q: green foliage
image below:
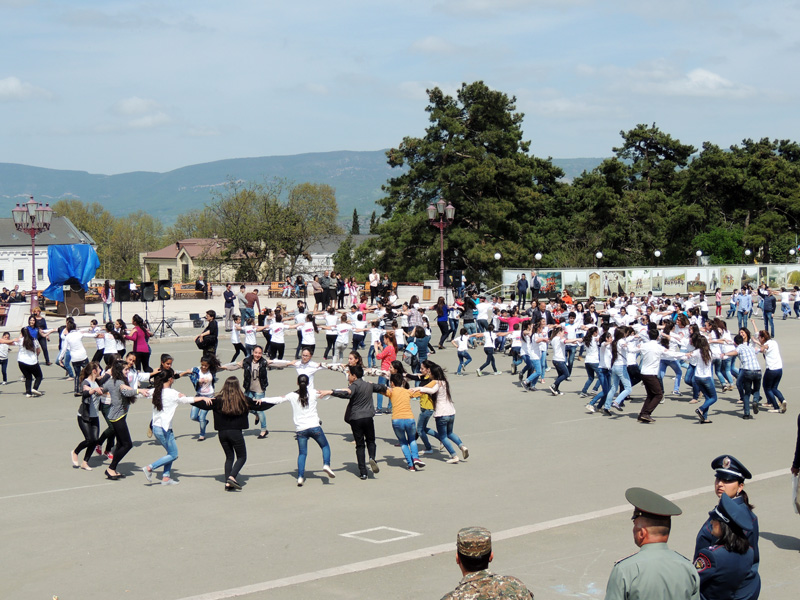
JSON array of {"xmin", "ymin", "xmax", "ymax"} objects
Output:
[
  {"xmin": 691, "ymin": 226, "xmax": 744, "ymax": 264},
  {"xmin": 350, "ymin": 208, "xmax": 360, "ymax": 235}
]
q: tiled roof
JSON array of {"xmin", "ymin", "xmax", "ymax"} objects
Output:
[{"xmin": 0, "ymin": 216, "xmax": 96, "ymax": 247}]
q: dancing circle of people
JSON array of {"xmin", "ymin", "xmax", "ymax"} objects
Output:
[{"xmin": 0, "ymin": 281, "xmax": 790, "ymax": 488}]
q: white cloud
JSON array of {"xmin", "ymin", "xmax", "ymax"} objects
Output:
[
  {"xmin": 638, "ymin": 68, "xmax": 755, "ymax": 98},
  {"xmin": 113, "ymin": 96, "xmax": 161, "ymax": 116},
  {"xmin": 579, "ymin": 61, "xmax": 756, "ymax": 99},
  {"xmin": 128, "ymin": 112, "xmax": 172, "ymax": 129},
  {"xmin": 0, "ymin": 76, "xmax": 53, "ymax": 101}
]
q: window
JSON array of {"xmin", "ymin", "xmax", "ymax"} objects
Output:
[
  {"xmin": 37, "ymin": 268, "xmax": 44, "ymax": 281},
  {"xmin": 0, "ymin": 270, "xmax": 4, "ymax": 282},
  {"xmin": 18, "ymin": 269, "xmax": 24, "ymax": 281},
  {"xmin": 167, "ymin": 268, "xmax": 173, "ymax": 282}
]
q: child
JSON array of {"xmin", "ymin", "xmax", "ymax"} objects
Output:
[
  {"xmin": 452, "ymin": 328, "xmax": 472, "ymax": 375},
  {"xmin": 230, "ymin": 315, "xmax": 246, "ymax": 361},
  {"xmin": 0, "ymin": 331, "xmax": 10, "ymax": 384}
]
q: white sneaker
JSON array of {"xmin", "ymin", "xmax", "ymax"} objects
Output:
[
  {"xmin": 446, "ymin": 456, "xmax": 460, "ymax": 464},
  {"xmin": 322, "ymin": 465, "xmax": 336, "ymax": 478},
  {"xmin": 418, "ymin": 450, "xmax": 426, "ymax": 457},
  {"xmin": 30, "ymin": 389, "xmax": 43, "ymax": 397},
  {"xmin": 493, "ymin": 371, "xmax": 502, "ymax": 375},
  {"xmin": 297, "ymin": 477, "xmax": 304, "ymax": 487},
  {"xmin": 585, "ymin": 403, "xmax": 596, "ymax": 413},
  {"xmin": 476, "ymin": 369, "xmax": 483, "ymax": 377},
  {"xmin": 460, "ymin": 446, "xmax": 469, "ymax": 460}
]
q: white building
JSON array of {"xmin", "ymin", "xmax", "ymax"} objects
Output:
[{"xmin": 0, "ymin": 216, "xmax": 96, "ymax": 293}]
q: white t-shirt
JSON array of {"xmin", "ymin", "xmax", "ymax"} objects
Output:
[
  {"xmin": 266, "ymin": 390, "xmax": 324, "ymax": 431},
  {"xmin": 300, "ymin": 322, "xmax": 317, "ymax": 346},
  {"xmin": 91, "ymin": 326, "xmax": 105, "ymax": 350},
  {"xmin": 335, "ymin": 323, "xmax": 353, "ymax": 345},
  {"xmin": 231, "ymin": 326, "xmax": 241, "ymax": 344},
  {"xmin": 584, "ymin": 337, "xmax": 599, "ymax": 364},
  {"xmin": 455, "ymin": 334, "xmax": 470, "ymax": 352},
  {"xmin": 551, "ymin": 336, "xmax": 565, "ymax": 362},
  {"xmin": 294, "ymin": 360, "xmax": 325, "ymax": 389},
  {"xmin": 16, "ymin": 339, "xmax": 40, "ymax": 365},
  {"xmin": 150, "ymin": 388, "xmax": 195, "ymax": 431},
  {"xmin": 269, "ymin": 322, "xmax": 286, "ymax": 345},
  {"xmin": 196, "ymin": 370, "xmax": 214, "ymax": 396},
  {"xmin": 763, "ymin": 339, "xmax": 782, "ymax": 370},
  {"xmin": 64, "ymin": 330, "xmax": 94, "ymax": 363},
  {"xmin": 103, "ymin": 333, "xmax": 118, "ymax": 355},
  {"xmin": 243, "ymin": 325, "xmax": 257, "ymax": 346}
]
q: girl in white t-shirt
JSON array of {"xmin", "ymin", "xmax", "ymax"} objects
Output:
[
  {"xmin": 265, "ymin": 374, "xmax": 336, "ymax": 486},
  {"xmin": 755, "ymin": 329, "xmax": 786, "ymax": 412},
  {"xmin": 452, "ymin": 329, "xmax": 472, "ymax": 375},
  {"xmin": 230, "ymin": 315, "xmax": 246, "ymax": 361}
]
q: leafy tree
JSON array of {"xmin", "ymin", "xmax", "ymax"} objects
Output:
[
  {"xmin": 206, "ymin": 179, "xmax": 294, "ymax": 282},
  {"xmin": 691, "ymin": 226, "xmax": 744, "ymax": 264},
  {"xmin": 369, "ymin": 81, "xmax": 563, "ymax": 282},
  {"xmin": 332, "ymin": 234, "xmax": 355, "ymax": 275},
  {"xmin": 164, "ymin": 208, "xmax": 220, "ymax": 242},
  {"xmin": 283, "ymin": 183, "xmax": 342, "ymax": 277},
  {"xmin": 369, "ymin": 211, "xmax": 379, "ymax": 233},
  {"xmin": 350, "ymin": 208, "xmax": 360, "ymax": 235}
]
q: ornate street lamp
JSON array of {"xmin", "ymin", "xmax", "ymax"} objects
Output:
[
  {"xmin": 12, "ymin": 196, "xmax": 53, "ymax": 311},
  {"xmin": 427, "ymin": 198, "xmax": 455, "ymax": 288}
]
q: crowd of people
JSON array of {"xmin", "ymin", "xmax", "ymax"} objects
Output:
[{"xmin": 3, "ymin": 269, "xmax": 799, "ymax": 599}]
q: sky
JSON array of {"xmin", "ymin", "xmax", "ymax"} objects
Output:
[{"xmin": 1, "ymin": 0, "xmax": 799, "ymax": 175}]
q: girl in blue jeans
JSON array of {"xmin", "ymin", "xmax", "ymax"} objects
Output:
[
  {"xmin": 267, "ymin": 374, "xmax": 336, "ymax": 486},
  {"xmin": 453, "ymin": 329, "xmax": 472, "ymax": 375},
  {"xmin": 142, "ymin": 369, "xmax": 196, "ymax": 485}
]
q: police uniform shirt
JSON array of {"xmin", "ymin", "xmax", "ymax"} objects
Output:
[
  {"xmin": 605, "ymin": 542, "xmax": 700, "ymax": 600},
  {"xmin": 441, "ymin": 569, "xmax": 534, "ymax": 600},
  {"xmin": 694, "ymin": 545, "xmax": 754, "ymax": 600}
]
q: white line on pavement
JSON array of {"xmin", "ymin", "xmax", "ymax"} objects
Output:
[{"xmin": 174, "ymin": 468, "xmax": 789, "ymax": 600}]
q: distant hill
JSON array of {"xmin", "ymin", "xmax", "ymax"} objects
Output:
[{"xmin": 0, "ymin": 151, "xmax": 604, "ymax": 224}]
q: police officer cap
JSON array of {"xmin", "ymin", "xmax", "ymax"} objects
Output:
[
  {"xmin": 456, "ymin": 526, "xmax": 492, "ymax": 557},
  {"xmin": 709, "ymin": 493, "xmax": 753, "ymax": 535},
  {"xmin": 625, "ymin": 487, "xmax": 683, "ymax": 518},
  {"xmin": 711, "ymin": 455, "xmax": 751, "ymax": 482}
]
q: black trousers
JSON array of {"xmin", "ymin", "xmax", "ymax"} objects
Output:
[
  {"xmin": 231, "ymin": 343, "xmax": 246, "ymax": 362},
  {"xmin": 349, "ymin": 417, "xmax": 376, "ymax": 476},
  {"xmin": 639, "ymin": 375, "xmax": 664, "ymax": 418},
  {"xmin": 133, "ymin": 351, "xmax": 151, "ymax": 373},
  {"xmin": 109, "ymin": 416, "xmax": 132, "ymax": 471},
  {"xmin": 75, "ymin": 416, "xmax": 100, "ymax": 462},
  {"xmin": 18, "ymin": 362, "xmax": 43, "ymax": 394},
  {"xmin": 98, "ymin": 404, "xmax": 116, "ymax": 453},
  {"xmin": 37, "ymin": 334, "xmax": 50, "ymax": 363},
  {"xmin": 269, "ymin": 343, "xmax": 285, "ymax": 360},
  {"xmin": 324, "ymin": 334, "xmax": 337, "ymax": 359},
  {"xmin": 218, "ymin": 429, "xmax": 247, "ymax": 480}
]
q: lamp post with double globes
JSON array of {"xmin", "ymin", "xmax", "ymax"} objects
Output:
[
  {"xmin": 427, "ymin": 198, "xmax": 455, "ymax": 289},
  {"xmin": 11, "ymin": 196, "xmax": 53, "ymax": 312}
]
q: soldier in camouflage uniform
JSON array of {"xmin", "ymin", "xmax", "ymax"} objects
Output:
[{"xmin": 441, "ymin": 526, "xmax": 534, "ymax": 600}]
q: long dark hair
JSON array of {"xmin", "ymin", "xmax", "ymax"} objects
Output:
[
  {"xmin": 200, "ymin": 353, "xmax": 222, "ymax": 374},
  {"xmin": 111, "ymin": 359, "xmax": 127, "ymax": 382},
  {"xmin": 610, "ymin": 328, "xmax": 625, "ymax": 364},
  {"xmin": 132, "ymin": 314, "xmax": 146, "ymax": 330},
  {"xmin": 106, "ymin": 321, "xmax": 124, "ymax": 343},
  {"xmin": 695, "ymin": 336, "xmax": 712, "ymax": 364},
  {"xmin": 306, "ymin": 313, "xmax": 319, "ymax": 333},
  {"xmin": 218, "ymin": 376, "xmax": 248, "ymax": 415},
  {"xmin": 20, "ymin": 327, "xmax": 36, "ymax": 352},
  {"xmin": 714, "ymin": 519, "xmax": 751, "ymax": 554},
  {"xmin": 583, "ymin": 326, "xmax": 598, "ymax": 348},
  {"xmin": 104, "ymin": 280, "xmax": 110, "ymax": 297},
  {"xmin": 151, "ymin": 369, "xmax": 175, "ymax": 412},
  {"xmin": 80, "ymin": 361, "xmax": 99, "ymax": 381},
  {"xmin": 296, "ymin": 374, "xmax": 310, "ymax": 408},
  {"xmin": 422, "ymin": 360, "xmax": 450, "ymax": 409}
]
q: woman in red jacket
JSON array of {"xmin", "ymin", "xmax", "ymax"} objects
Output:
[{"xmin": 125, "ymin": 314, "xmax": 153, "ymax": 372}]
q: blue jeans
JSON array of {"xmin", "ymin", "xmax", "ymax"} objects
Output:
[
  {"xmin": 102, "ymin": 303, "xmax": 113, "ymax": 323},
  {"xmin": 435, "ymin": 415, "xmax": 463, "ymax": 457},
  {"xmin": 464, "ymin": 322, "xmax": 478, "ymax": 347},
  {"xmin": 246, "ymin": 391, "xmax": 267, "ymax": 431},
  {"xmin": 416, "ymin": 408, "xmax": 439, "ymax": 451},
  {"xmin": 376, "ymin": 375, "xmax": 390, "ymax": 410},
  {"xmin": 477, "ymin": 319, "xmax": 490, "ymax": 333},
  {"xmin": 782, "ymin": 302, "xmax": 791, "ymax": 319},
  {"xmin": 479, "ymin": 348, "xmax": 497, "ymax": 372},
  {"xmin": 605, "ymin": 364, "xmax": 631, "ymax": 408},
  {"xmin": 762, "ymin": 369, "xmax": 785, "ymax": 409},
  {"xmin": 739, "ymin": 370, "xmax": 761, "ymax": 416},
  {"xmin": 581, "ymin": 363, "xmax": 599, "ymax": 394},
  {"xmin": 737, "ymin": 310, "xmax": 748, "ymax": 330},
  {"xmin": 457, "ymin": 350, "xmax": 472, "ymax": 374},
  {"xmin": 150, "ymin": 426, "xmax": 178, "ymax": 478},
  {"xmin": 449, "ymin": 319, "xmax": 459, "ymax": 340},
  {"xmin": 553, "ymin": 361, "xmax": 569, "ymax": 391},
  {"xmin": 392, "ymin": 418, "xmax": 420, "ymax": 468},
  {"xmin": 763, "ymin": 311, "xmax": 775, "ymax": 337},
  {"xmin": 367, "ymin": 345, "xmax": 376, "ymax": 368},
  {"xmin": 565, "ymin": 345, "xmax": 577, "ymax": 375},
  {"xmin": 720, "ymin": 358, "xmax": 734, "ymax": 386},
  {"xmin": 684, "ymin": 364, "xmax": 698, "ymax": 399},
  {"xmin": 590, "ymin": 367, "xmax": 611, "ymax": 406},
  {"xmin": 524, "ymin": 356, "xmax": 543, "ymax": 388},
  {"xmin": 295, "ymin": 426, "xmax": 331, "ymax": 478},
  {"xmin": 190, "ymin": 405, "xmax": 209, "ymax": 437},
  {"xmin": 696, "ymin": 377, "xmax": 718, "ymax": 418},
  {"xmin": 658, "ymin": 359, "xmax": 683, "ymax": 393}
]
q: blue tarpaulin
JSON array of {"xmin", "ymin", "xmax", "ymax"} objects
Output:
[{"xmin": 43, "ymin": 245, "xmax": 101, "ymax": 302}]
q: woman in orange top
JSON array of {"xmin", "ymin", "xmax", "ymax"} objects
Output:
[
  {"xmin": 374, "ymin": 330, "xmax": 397, "ymax": 414},
  {"xmin": 384, "ymin": 371, "xmax": 425, "ymax": 471}
]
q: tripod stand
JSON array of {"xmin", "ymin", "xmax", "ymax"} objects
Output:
[{"xmin": 153, "ymin": 299, "xmax": 178, "ymax": 337}]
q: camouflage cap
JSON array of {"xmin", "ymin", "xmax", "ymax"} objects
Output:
[
  {"xmin": 456, "ymin": 526, "xmax": 492, "ymax": 557},
  {"xmin": 625, "ymin": 487, "xmax": 682, "ymax": 518}
]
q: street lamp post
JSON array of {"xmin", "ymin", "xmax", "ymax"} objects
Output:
[
  {"xmin": 11, "ymin": 196, "xmax": 53, "ymax": 312},
  {"xmin": 427, "ymin": 198, "xmax": 455, "ymax": 288}
]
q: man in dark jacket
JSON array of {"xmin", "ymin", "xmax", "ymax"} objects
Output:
[
  {"xmin": 761, "ymin": 287, "xmax": 776, "ymax": 337},
  {"xmin": 516, "ymin": 275, "xmax": 529, "ymax": 311},
  {"xmin": 330, "ymin": 365, "xmax": 388, "ymax": 480},
  {"xmin": 240, "ymin": 345, "xmax": 274, "ymax": 438}
]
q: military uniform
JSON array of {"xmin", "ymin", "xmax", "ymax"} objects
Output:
[
  {"xmin": 441, "ymin": 570, "xmax": 534, "ymax": 600},
  {"xmin": 604, "ymin": 488, "xmax": 700, "ymax": 600},
  {"xmin": 694, "ymin": 455, "xmax": 760, "ymax": 600},
  {"xmin": 442, "ymin": 527, "xmax": 535, "ymax": 600},
  {"xmin": 694, "ymin": 493, "xmax": 755, "ymax": 600},
  {"xmin": 605, "ymin": 543, "xmax": 700, "ymax": 600}
]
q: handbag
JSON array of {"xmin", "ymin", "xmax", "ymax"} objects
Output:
[{"xmin": 78, "ymin": 398, "xmax": 92, "ymax": 422}]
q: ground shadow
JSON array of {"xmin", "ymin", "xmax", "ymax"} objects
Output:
[{"xmin": 760, "ymin": 531, "xmax": 800, "ymax": 552}]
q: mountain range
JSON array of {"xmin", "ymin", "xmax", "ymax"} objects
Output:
[{"xmin": 0, "ymin": 151, "xmax": 604, "ymax": 224}]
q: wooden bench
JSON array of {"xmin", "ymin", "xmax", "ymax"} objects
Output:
[
  {"xmin": 173, "ymin": 283, "xmax": 204, "ymax": 299},
  {"xmin": 268, "ymin": 281, "xmax": 283, "ymax": 298}
]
